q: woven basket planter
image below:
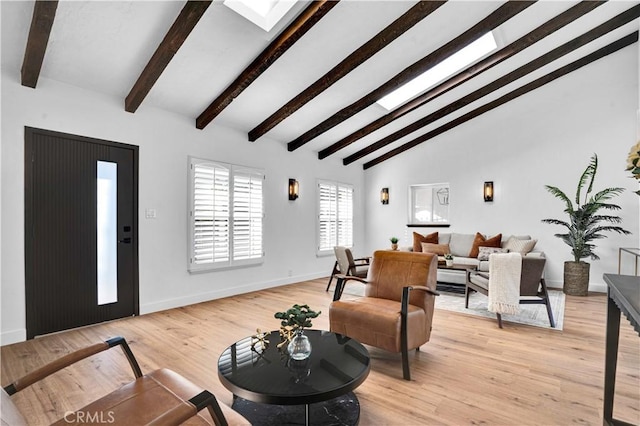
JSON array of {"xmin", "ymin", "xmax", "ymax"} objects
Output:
[{"xmin": 563, "ymin": 261, "xmax": 590, "ymax": 296}]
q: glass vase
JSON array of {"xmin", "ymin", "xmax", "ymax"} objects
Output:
[{"xmin": 287, "ymin": 329, "xmax": 312, "ymax": 360}]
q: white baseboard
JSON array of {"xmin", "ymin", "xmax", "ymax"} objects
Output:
[
  {"xmin": 1, "ymin": 272, "xmax": 329, "ymax": 346},
  {"xmin": 140, "ymin": 271, "xmax": 328, "ymax": 315},
  {"xmin": 545, "ymin": 279, "xmax": 606, "ymax": 293},
  {"xmin": 1, "ymin": 328, "xmax": 26, "ymax": 346}
]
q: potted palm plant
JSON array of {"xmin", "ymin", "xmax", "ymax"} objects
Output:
[{"xmin": 542, "ymin": 154, "xmax": 630, "ymax": 296}]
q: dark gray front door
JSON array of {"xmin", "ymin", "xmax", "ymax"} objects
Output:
[{"xmin": 25, "ymin": 127, "xmax": 138, "ymax": 339}]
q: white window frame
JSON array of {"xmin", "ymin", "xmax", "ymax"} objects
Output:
[
  {"xmin": 188, "ymin": 157, "xmax": 264, "ymax": 272},
  {"xmin": 317, "ymin": 180, "xmax": 354, "ymax": 256}
]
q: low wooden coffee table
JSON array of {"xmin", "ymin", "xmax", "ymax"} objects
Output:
[
  {"xmin": 437, "ymin": 262, "xmax": 477, "ymax": 293},
  {"xmin": 218, "ymin": 329, "xmax": 370, "ymax": 426}
]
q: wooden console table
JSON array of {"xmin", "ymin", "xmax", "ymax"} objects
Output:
[{"xmin": 602, "ymin": 274, "xmax": 639, "ymax": 426}]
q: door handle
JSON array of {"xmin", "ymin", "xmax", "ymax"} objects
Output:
[{"xmin": 119, "ymin": 237, "xmax": 132, "ymax": 244}]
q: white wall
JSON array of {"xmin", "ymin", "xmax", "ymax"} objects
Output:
[
  {"xmin": 0, "ymin": 72, "xmax": 365, "ymax": 345},
  {"xmin": 364, "ymin": 42, "xmax": 639, "ymax": 292}
]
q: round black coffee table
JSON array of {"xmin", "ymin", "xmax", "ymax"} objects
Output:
[{"xmin": 218, "ymin": 329, "xmax": 370, "ymax": 425}]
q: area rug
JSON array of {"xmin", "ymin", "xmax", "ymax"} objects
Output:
[
  {"xmin": 435, "ymin": 288, "xmax": 565, "ymax": 330},
  {"xmin": 341, "ymin": 285, "xmax": 565, "ymax": 330}
]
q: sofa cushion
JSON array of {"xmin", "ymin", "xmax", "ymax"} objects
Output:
[
  {"xmin": 449, "ymin": 233, "xmax": 477, "ymax": 257},
  {"xmin": 503, "ymin": 237, "xmax": 537, "ymax": 254},
  {"xmin": 413, "ymin": 232, "xmax": 438, "ymax": 252},
  {"xmin": 501, "ymin": 235, "xmax": 532, "ymax": 247},
  {"xmin": 477, "ymin": 246, "xmax": 508, "ymax": 261},
  {"xmin": 438, "ymin": 233, "xmax": 451, "ymax": 244},
  {"xmin": 469, "ymin": 233, "xmax": 502, "ymax": 258},
  {"xmin": 421, "ymin": 242, "xmax": 450, "ymax": 255}
]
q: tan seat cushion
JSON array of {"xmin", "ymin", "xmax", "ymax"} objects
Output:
[
  {"xmin": 53, "ymin": 369, "xmax": 249, "ymax": 426},
  {"xmin": 330, "ymin": 297, "xmax": 428, "ymax": 353}
]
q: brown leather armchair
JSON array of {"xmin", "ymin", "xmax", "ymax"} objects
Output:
[
  {"xmin": 465, "ymin": 257, "xmax": 555, "ymax": 328},
  {"xmin": 1, "ymin": 336, "xmax": 249, "ymax": 425},
  {"xmin": 329, "ymin": 250, "xmax": 439, "ymax": 380},
  {"xmin": 326, "ymin": 246, "xmax": 370, "ymax": 291}
]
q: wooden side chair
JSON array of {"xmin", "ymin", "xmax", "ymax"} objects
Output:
[
  {"xmin": 1, "ymin": 336, "xmax": 250, "ymax": 425},
  {"xmin": 326, "ymin": 246, "xmax": 370, "ymax": 291},
  {"xmin": 465, "ymin": 257, "xmax": 555, "ymax": 328},
  {"xmin": 329, "ymin": 250, "xmax": 439, "ymax": 380}
]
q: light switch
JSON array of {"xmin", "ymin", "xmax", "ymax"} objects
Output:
[{"xmin": 145, "ymin": 208, "xmax": 157, "ymax": 219}]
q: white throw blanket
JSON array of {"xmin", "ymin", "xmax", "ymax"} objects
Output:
[{"xmin": 488, "ymin": 253, "xmax": 522, "ymax": 315}]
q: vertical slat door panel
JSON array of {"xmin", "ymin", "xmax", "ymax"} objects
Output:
[{"xmin": 25, "ymin": 128, "xmax": 138, "ymax": 339}]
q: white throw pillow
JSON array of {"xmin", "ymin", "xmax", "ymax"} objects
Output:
[
  {"xmin": 477, "ymin": 246, "xmax": 508, "ymax": 261},
  {"xmin": 503, "ymin": 237, "xmax": 537, "ymax": 254}
]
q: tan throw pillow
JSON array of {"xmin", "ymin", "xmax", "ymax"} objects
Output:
[
  {"xmin": 477, "ymin": 246, "xmax": 508, "ymax": 261},
  {"xmin": 413, "ymin": 232, "xmax": 438, "ymax": 252},
  {"xmin": 421, "ymin": 243, "xmax": 450, "ymax": 256},
  {"xmin": 469, "ymin": 233, "xmax": 502, "ymax": 258},
  {"xmin": 503, "ymin": 237, "xmax": 537, "ymax": 254}
]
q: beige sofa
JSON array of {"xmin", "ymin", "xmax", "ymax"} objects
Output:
[{"xmin": 409, "ymin": 232, "xmax": 543, "ymax": 285}]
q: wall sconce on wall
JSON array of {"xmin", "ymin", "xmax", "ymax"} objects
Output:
[
  {"xmin": 380, "ymin": 187, "xmax": 389, "ymax": 205},
  {"xmin": 288, "ymin": 179, "xmax": 299, "ymax": 201},
  {"xmin": 483, "ymin": 181, "xmax": 494, "ymax": 202}
]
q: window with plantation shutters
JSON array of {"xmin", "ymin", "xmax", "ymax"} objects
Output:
[
  {"xmin": 189, "ymin": 158, "xmax": 264, "ymax": 272},
  {"xmin": 317, "ymin": 180, "xmax": 353, "ymax": 255}
]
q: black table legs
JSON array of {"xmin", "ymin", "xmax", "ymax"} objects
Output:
[{"xmin": 603, "ymin": 292, "xmax": 621, "ymax": 425}]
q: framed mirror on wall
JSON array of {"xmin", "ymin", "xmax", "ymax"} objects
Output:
[{"xmin": 408, "ymin": 183, "xmax": 450, "ymax": 227}]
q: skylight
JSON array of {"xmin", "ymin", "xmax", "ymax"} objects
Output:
[
  {"xmin": 224, "ymin": 0, "xmax": 298, "ymax": 32},
  {"xmin": 377, "ymin": 32, "xmax": 498, "ymax": 111}
]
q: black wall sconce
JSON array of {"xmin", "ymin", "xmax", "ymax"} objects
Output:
[
  {"xmin": 483, "ymin": 181, "xmax": 494, "ymax": 202},
  {"xmin": 288, "ymin": 179, "xmax": 299, "ymax": 201},
  {"xmin": 380, "ymin": 187, "xmax": 389, "ymax": 205}
]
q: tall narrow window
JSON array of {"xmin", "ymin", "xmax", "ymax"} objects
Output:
[
  {"xmin": 317, "ymin": 180, "xmax": 353, "ymax": 255},
  {"xmin": 189, "ymin": 158, "xmax": 264, "ymax": 272},
  {"xmin": 97, "ymin": 161, "xmax": 118, "ymax": 305}
]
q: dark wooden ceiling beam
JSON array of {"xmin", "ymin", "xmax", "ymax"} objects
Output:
[
  {"xmin": 286, "ymin": 0, "xmax": 535, "ymax": 152},
  {"xmin": 321, "ymin": 0, "xmax": 604, "ymax": 160},
  {"xmin": 247, "ymin": 0, "xmax": 447, "ymax": 142},
  {"xmin": 125, "ymin": 1, "xmax": 212, "ymax": 113},
  {"xmin": 363, "ymin": 32, "xmax": 638, "ymax": 170},
  {"xmin": 346, "ymin": 3, "xmax": 640, "ymax": 165},
  {"xmin": 21, "ymin": 0, "xmax": 58, "ymax": 88},
  {"xmin": 196, "ymin": 0, "xmax": 339, "ymax": 130}
]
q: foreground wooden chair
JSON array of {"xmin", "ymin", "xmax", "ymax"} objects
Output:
[
  {"xmin": 330, "ymin": 250, "xmax": 439, "ymax": 380},
  {"xmin": 1, "ymin": 336, "xmax": 249, "ymax": 425}
]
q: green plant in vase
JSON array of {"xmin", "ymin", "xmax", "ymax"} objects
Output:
[
  {"xmin": 275, "ymin": 304, "xmax": 321, "ymax": 360},
  {"xmin": 274, "ymin": 304, "xmax": 321, "ymax": 330},
  {"xmin": 444, "ymin": 253, "xmax": 454, "ymax": 266},
  {"xmin": 542, "ymin": 154, "xmax": 630, "ymax": 295},
  {"xmin": 390, "ymin": 237, "xmax": 399, "ymax": 250}
]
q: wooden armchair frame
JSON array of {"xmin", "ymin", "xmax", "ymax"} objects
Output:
[
  {"xmin": 465, "ymin": 257, "xmax": 555, "ymax": 328},
  {"xmin": 2, "ymin": 336, "xmax": 240, "ymax": 425},
  {"xmin": 326, "ymin": 246, "xmax": 370, "ymax": 291}
]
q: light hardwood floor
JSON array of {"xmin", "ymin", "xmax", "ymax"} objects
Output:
[{"xmin": 2, "ymin": 278, "xmax": 639, "ymax": 425}]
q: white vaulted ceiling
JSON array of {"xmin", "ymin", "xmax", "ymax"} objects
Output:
[{"xmin": 2, "ymin": 1, "xmax": 638, "ymax": 168}]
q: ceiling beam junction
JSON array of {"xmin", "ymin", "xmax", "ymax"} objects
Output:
[
  {"xmin": 320, "ymin": 0, "xmax": 605, "ymax": 161},
  {"xmin": 247, "ymin": 0, "xmax": 447, "ymax": 142},
  {"xmin": 286, "ymin": 0, "xmax": 536, "ymax": 152},
  {"xmin": 125, "ymin": 1, "xmax": 212, "ymax": 113},
  {"xmin": 196, "ymin": 0, "xmax": 339, "ymax": 130},
  {"xmin": 363, "ymin": 32, "xmax": 639, "ymax": 170},
  {"xmin": 347, "ymin": 3, "xmax": 640, "ymax": 165},
  {"xmin": 21, "ymin": 0, "xmax": 58, "ymax": 89}
]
